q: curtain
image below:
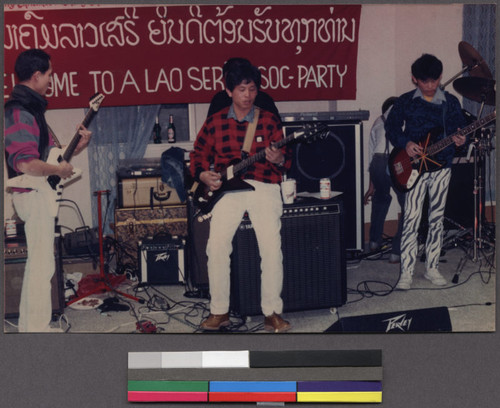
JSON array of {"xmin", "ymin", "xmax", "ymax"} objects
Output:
[
  {"xmin": 462, "ymin": 4, "xmax": 495, "ymax": 115},
  {"xmin": 462, "ymin": 4, "xmax": 496, "ymax": 203},
  {"xmin": 87, "ymin": 105, "xmax": 161, "ymax": 234}
]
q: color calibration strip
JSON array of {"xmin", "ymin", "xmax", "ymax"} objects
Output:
[{"xmin": 128, "ymin": 350, "xmax": 382, "ymax": 404}]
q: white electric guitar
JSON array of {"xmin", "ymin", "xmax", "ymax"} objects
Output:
[{"xmin": 6, "ymin": 93, "xmax": 104, "ymax": 214}]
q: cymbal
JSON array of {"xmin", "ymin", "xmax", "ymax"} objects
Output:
[
  {"xmin": 458, "ymin": 41, "xmax": 493, "ymax": 79},
  {"xmin": 453, "ymin": 76, "xmax": 496, "ymax": 106}
]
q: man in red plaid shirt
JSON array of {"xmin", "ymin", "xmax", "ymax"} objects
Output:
[{"xmin": 190, "ymin": 61, "xmax": 292, "ymax": 332}]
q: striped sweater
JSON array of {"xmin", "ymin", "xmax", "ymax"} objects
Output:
[{"xmin": 4, "ymin": 85, "xmax": 54, "ymax": 176}]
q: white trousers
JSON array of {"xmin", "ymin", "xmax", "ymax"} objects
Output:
[
  {"xmin": 206, "ymin": 179, "xmax": 284, "ymax": 316},
  {"xmin": 400, "ymin": 168, "xmax": 451, "ymax": 275},
  {"xmin": 12, "ymin": 191, "xmax": 56, "ymax": 332}
]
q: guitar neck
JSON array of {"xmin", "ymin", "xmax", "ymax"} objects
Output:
[
  {"xmin": 62, "ymin": 108, "xmax": 98, "ymax": 162},
  {"xmin": 427, "ymin": 111, "xmax": 496, "ymax": 156},
  {"xmin": 232, "ymin": 129, "xmax": 304, "ymax": 174}
]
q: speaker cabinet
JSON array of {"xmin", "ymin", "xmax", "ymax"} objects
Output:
[
  {"xmin": 138, "ymin": 238, "xmax": 185, "ymax": 285},
  {"xmin": 283, "ymin": 120, "xmax": 364, "ymax": 251},
  {"xmin": 186, "ymin": 197, "xmax": 210, "ymax": 289},
  {"xmin": 230, "ymin": 197, "xmax": 347, "ymax": 317},
  {"xmin": 444, "ymin": 160, "xmax": 476, "ymax": 229},
  {"xmin": 4, "ymin": 256, "xmax": 65, "ymax": 319},
  {"xmin": 419, "ymin": 159, "xmax": 477, "ymax": 237},
  {"xmin": 326, "ymin": 306, "xmax": 452, "ymax": 333}
]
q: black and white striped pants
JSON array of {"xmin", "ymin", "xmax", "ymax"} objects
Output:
[{"xmin": 400, "ymin": 168, "xmax": 451, "ymax": 275}]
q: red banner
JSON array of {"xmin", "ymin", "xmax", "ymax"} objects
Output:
[{"xmin": 4, "ymin": 4, "xmax": 361, "ymax": 109}]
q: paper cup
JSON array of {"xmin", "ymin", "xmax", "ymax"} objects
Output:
[{"xmin": 281, "ymin": 180, "xmax": 295, "ymax": 204}]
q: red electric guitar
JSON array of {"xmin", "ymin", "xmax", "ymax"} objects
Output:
[{"xmin": 389, "ymin": 110, "xmax": 496, "ymax": 192}]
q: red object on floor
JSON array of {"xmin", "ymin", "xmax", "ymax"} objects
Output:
[{"xmin": 66, "ymin": 190, "xmax": 142, "ymax": 306}]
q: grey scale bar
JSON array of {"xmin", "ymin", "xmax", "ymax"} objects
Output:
[{"xmin": 249, "ymin": 350, "xmax": 382, "ymax": 368}]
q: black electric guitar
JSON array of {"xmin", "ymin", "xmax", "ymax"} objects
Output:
[
  {"xmin": 193, "ymin": 123, "xmax": 329, "ymax": 214},
  {"xmin": 7, "ymin": 93, "xmax": 104, "ymax": 214},
  {"xmin": 389, "ymin": 110, "xmax": 496, "ymax": 192}
]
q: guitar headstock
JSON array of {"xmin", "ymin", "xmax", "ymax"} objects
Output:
[
  {"xmin": 299, "ymin": 122, "xmax": 330, "ymax": 143},
  {"xmin": 89, "ymin": 93, "xmax": 105, "ymax": 111}
]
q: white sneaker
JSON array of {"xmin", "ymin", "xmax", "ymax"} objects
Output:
[
  {"xmin": 396, "ymin": 272, "xmax": 412, "ymax": 290},
  {"xmin": 44, "ymin": 327, "xmax": 66, "ymax": 333},
  {"xmin": 424, "ymin": 269, "xmax": 446, "ymax": 286},
  {"xmin": 389, "ymin": 254, "xmax": 401, "ymax": 264}
]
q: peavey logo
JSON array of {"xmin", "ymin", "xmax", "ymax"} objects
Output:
[
  {"xmin": 155, "ymin": 252, "xmax": 170, "ymax": 262},
  {"xmin": 382, "ymin": 313, "xmax": 412, "ymax": 332}
]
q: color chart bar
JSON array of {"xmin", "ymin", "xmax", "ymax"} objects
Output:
[{"xmin": 127, "ymin": 350, "xmax": 383, "ymax": 404}]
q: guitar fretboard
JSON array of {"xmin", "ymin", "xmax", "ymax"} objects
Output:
[
  {"xmin": 232, "ymin": 130, "xmax": 303, "ymax": 174},
  {"xmin": 427, "ymin": 111, "xmax": 496, "ymax": 156},
  {"xmin": 62, "ymin": 108, "xmax": 98, "ymax": 162}
]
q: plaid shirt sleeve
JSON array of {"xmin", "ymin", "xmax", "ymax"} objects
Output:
[{"xmin": 190, "ymin": 107, "xmax": 290, "ymax": 184}]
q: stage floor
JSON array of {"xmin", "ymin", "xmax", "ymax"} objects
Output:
[{"xmin": 4, "ymin": 236, "xmax": 496, "ymax": 334}]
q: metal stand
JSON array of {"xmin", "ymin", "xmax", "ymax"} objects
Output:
[
  {"xmin": 66, "ymin": 190, "xmax": 143, "ymax": 306},
  {"xmin": 452, "ymin": 113, "xmax": 495, "ymax": 283}
]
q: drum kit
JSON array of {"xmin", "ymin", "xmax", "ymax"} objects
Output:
[
  {"xmin": 451, "ymin": 41, "xmax": 495, "ymax": 109},
  {"xmin": 441, "ymin": 42, "xmax": 496, "ymax": 275}
]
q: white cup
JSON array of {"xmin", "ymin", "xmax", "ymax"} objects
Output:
[{"xmin": 281, "ymin": 180, "xmax": 295, "ymax": 204}]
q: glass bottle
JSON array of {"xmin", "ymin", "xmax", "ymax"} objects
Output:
[
  {"xmin": 152, "ymin": 116, "xmax": 162, "ymax": 144},
  {"xmin": 167, "ymin": 114, "xmax": 176, "ymax": 143}
]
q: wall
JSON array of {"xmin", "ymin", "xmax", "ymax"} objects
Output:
[
  {"xmin": 338, "ymin": 3, "xmax": 465, "ymax": 227},
  {"xmin": 3, "ymin": 4, "xmax": 467, "ymax": 235}
]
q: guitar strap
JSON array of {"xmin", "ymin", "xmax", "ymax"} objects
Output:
[
  {"xmin": 242, "ymin": 107, "xmax": 260, "ymax": 156},
  {"xmin": 47, "ymin": 124, "xmax": 62, "ymax": 149},
  {"xmin": 441, "ymin": 97, "xmax": 448, "ymax": 137}
]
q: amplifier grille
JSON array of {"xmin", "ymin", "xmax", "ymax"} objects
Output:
[
  {"xmin": 139, "ymin": 238, "xmax": 185, "ymax": 285},
  {"xmin": 230, "ymin": 198, "xmax": 346, "ymax": 317}
]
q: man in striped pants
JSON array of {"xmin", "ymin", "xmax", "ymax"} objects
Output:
[{"xmin": 385, "ymin": 54, "xmax": 468, "ymax": 290}]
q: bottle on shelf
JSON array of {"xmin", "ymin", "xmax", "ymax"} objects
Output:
[
  {"xmin": 152, "ymin": 116, "xmax": 162, "ymax": 144},
  {"xmin": 167, "ymin": 114, "xmax": 176, "ymax": 143}
]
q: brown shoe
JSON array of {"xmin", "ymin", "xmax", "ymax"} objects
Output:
[
  {"xmin": 264, "ymin": 313, "xmax": 291, "ymax": 333},
  {"xmin": 200, "ymin": 313, "xmax": 230, "ymax": 331}
]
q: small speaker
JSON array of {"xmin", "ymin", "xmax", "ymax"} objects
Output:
[
  {"xmin": 4, "ymin": 253, "xmax": 65, "ymax": 319},
  {"xmin": 63, "ymin": 227, "xmax": 100, "ymax": 256},
  {"xmin": 138, "ymin": 238, "xmax": 185, "ymax": 285},
  {"xmin": 326, "ymin": 306, "xmax": 452, "ymax": 333},
  {"xmin": 230, "ymin": 196, "xmax": 347, "ymax": 317}
]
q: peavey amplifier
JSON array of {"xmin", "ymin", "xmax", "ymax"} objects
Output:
[
  {"xmin": 138, "ymin": 237, "xmax": 186, "ymax": 285},
  {"xmin": 230, "ymin": 196, "xmax": 346, "ymax": 316},
  {"xmin": 118, "ymin": 176, "xmax": 183, "ymax": 208},
  {"xmin": 114, "ymin": 205, "xmax": 188, "ymax": 270}
]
